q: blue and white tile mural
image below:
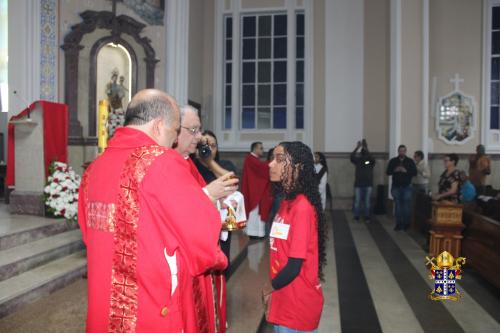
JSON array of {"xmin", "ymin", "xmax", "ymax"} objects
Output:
[
  {"xmin": 123, "ymin": 0, "xmax": 164, "ymax": 26},
  {"xmin": 40, "ymin": 0, "xmax": 57, "ymax": 102}
]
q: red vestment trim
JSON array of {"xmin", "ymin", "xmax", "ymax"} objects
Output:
[
  {"xmin": 108, "ymin": 145, "xmax": 165, "ymax": 332},
  {"xmin": 192, "ymin": 276, "xmax": 211, "ymax": 333},
  {"xmin": 86, "ymin": 202, "xmax": 116, "ymax": 232}
]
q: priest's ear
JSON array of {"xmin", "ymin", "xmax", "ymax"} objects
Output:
[
  {"xmin": 149, "ymin": 117, "xmax": 166, "ymax": 143},
  {"xmin": 152, "ymin": 117, "xmax": 164, "ymax": 135}
]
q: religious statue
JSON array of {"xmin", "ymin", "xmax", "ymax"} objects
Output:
[{"xmin": 105, "ymin": 69, "xmax": 127, "ymax": 137}]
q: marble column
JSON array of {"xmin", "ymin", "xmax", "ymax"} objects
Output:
[{"xmin": 164, "ymin": 0, "xmax": 190, "ymax": 105}]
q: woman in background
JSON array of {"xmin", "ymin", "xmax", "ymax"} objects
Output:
[
  {"xmin": 193, "ymin": 130, "xmax": 237, "ymax": 275},
  {"xmin": 314, "ymin": 152, "xmax": 328, "ymax": 210},
  {"xmin": 433, "ymin": 153, "xmax": 461, "ymax": 204},
  {"xmin": 194, "ymin": 130, "xmax": 237, "ymax": 182}
]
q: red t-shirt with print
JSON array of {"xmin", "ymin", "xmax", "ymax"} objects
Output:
[{"xmin": 268, "ymin": 194, "xmax": 324, "ymax": 331}]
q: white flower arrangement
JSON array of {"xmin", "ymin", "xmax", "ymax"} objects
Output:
[
  {"xmin": 108, "ymin": 108, "xmax": 125, "ymax": 138},
  {"xmin": 44, "ymin": 161, "xmax": 81, "ymax": 222}
]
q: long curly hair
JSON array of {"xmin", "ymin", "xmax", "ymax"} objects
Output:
[{"xmin": 275, "ymin": 141, "xmax": 327, "ymax": 280}]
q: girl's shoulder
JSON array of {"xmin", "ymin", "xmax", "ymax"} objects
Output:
[{"xmin": 291, "ymin": 194, "xmax": 315, "ymax": 211}]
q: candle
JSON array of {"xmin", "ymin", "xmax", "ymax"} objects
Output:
[{"xmin": 98, "ymin": 100, "xmax": 109, "ymax": 152}]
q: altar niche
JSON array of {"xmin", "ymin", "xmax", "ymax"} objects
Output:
[
  {"xmin": 61, "ymin": 10, "xmax": 159, "ymax": 144},
  {"xmin": 95, "ymin": 41, "xmax": 135, "ymax": 138}
]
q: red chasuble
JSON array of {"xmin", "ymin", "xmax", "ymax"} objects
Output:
[
  {"xmin": 241, "ymin": 153, "xmax": 272, "ymax": 221},
  {"xmin": 78, "ymin": 127, "xmax": 227, "ymax": 333}
]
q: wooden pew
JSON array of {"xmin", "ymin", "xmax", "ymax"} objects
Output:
[{"xmin": 462, "ymin": 209, "xmax": 500, "ymax": 290}]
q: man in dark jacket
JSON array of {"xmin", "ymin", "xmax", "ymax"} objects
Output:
[
  {"xmin": 351, "ymin": 139, "xmax": 375, "ymax": 222},
  {"xmin": 386, "ymin": 145, "xmax": 417, "ymax": 231}
]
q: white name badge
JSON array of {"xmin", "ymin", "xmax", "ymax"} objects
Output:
[{"xmin": 270, "ymin": 222, "xmax": 290, "ymax": 240}]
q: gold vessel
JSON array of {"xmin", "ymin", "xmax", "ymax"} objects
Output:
[{"xmin": 222, "ymin": 208, "xmax": 246, "ymax": 231}]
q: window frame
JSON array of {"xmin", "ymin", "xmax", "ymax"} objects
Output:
[
  {"xmin": 238, "ymin": 12, "xmax": 289, "ymax": 130},
  {"xmin": 214, "ymin": 0, "xmax": 312, "ymax": 151},
  {"xmin": 483, "ymin": 0, "xmax": 500, "ymax": 151}
]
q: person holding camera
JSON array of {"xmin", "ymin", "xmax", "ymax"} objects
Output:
[
  {"xmin": 194, "ymin": 130, "xmax": 237, "ymax": 183},
  {"xmin": 351, "ymin": 139, "xmax": 375, "ymax": 223},
  {"xmin": 193, "ymin": 130, "xmax": 237, "ymax": 277}
]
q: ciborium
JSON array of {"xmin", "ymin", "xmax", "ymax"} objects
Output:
[{"xmin": 222, "ymin": 207, "xmax": 246, "ymax": 231}]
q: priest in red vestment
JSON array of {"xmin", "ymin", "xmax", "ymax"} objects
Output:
[
  {"xmin": 242, "ymin": 142, "xmax": 272, "ymax": 237},
  {"xmin": 174, "ymin": 105, "xmax": 238, "ymax": 333},
  {"xmin": 78, "ymin": 90, "xmax": 227, "ymax": 333}
]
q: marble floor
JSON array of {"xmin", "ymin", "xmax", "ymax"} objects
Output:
[{"xmin": 0, "ymin": 211, "xmax": 499, "ymax": 332}]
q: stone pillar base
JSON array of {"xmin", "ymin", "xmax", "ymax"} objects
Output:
[{"xmin": 9, "ymin": 191, "xmax": 45, "ymax": 216}]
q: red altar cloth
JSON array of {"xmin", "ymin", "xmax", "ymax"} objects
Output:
[{"xmin": 6, "ymin": 101, "xmax": 68, "ymax": 187}]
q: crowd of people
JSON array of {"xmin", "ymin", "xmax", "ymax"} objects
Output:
[
  {"xmin": 78, "ymin": 89, "xmax": 327, "ymax": 333},
  {"xmin": 348, "ymin": 140, "xmax": 492, "ymax": 231},
  {"xmin": 385, "ymin": 143, "xmax": 491, "ymax": 231}
]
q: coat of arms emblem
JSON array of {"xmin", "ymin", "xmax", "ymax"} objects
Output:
[{"xmin": 426, "ymin": 251, "xmax": 466, "ymax": 301}]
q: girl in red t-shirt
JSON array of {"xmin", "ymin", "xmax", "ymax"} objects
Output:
[{"xmin": 262, "ymin": 141, "xmax": 327, "ymax": 333}]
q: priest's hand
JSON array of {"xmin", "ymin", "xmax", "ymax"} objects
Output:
[{"xmin": 205, "ymin": 172, "xmax": 239, "ymax": 202}]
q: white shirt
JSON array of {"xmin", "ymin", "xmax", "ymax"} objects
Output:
[{"xmin": 315, "ymin": 163, "xmax": 327, "ymax": 210}]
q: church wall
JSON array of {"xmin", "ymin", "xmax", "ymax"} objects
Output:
[
  {"xmin": 188, "ymin": 0, "xmax": 217, "ymax": 130},
  {"xmin": 313, "ymin": 0, "xmax": 326, "ymax": 152},
  {"xmin": 400, "ymin": 0, "xmax": 423, "ymax": 155},
  {"xmin": 189, "ymin": 0, "xmax": 205, "ymax": 107},
  {"xmin": 241, "ymin": 0, "xmax": 285, "ymax": 9},
  {"xmin": 8, "ymin": 0, "xmax": 41, "ymax": 118},
  {"xmin": 202, "ymin": 0, "xmax": 216, "ymax": 130},
  {"xmin": 363, "ymin": 0, "xmax": 390, "ymax": 153},
  {"xmin": 0, "ymin": 112, "xmax": 7, "ymax": 162},
  {"xmin": 324, "ymin": 0, "xmax": 365, "ymax": 152},
  {"xmin": 429, "ymin": 0, "xmax": 483, "ymax": 154}
]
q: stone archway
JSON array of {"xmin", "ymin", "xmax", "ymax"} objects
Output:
[{"xmin": 61, "ymin": 10, "xmax": 159, "ymax": 143}]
